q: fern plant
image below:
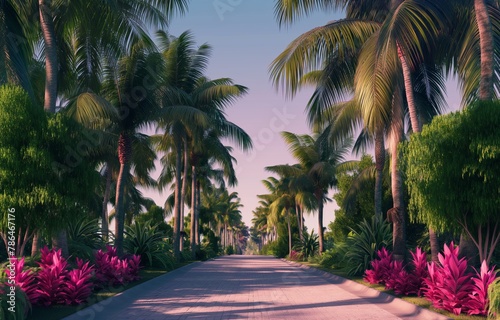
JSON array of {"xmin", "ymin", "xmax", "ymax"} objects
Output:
[{"xmin": 124, "ymin": 221, "xmax": 174, "ymax": 270}]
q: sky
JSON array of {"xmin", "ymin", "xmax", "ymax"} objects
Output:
[{"xmin": 143, "ymin": 1, "xmax": 462, "ymax": 231}]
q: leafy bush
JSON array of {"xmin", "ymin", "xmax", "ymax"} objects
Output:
[
  {"xmin": 4, "ymin": 257, "xmax": 38, "ymax": 304},
  {"xmin": 224, "ymin": 246, "xmax": 234, "ymax": 255},
  {"xmin": 94, "ymin": 246, "xmax": 141, "ymax": 288},
  {"xmin": 0, "ymin": 285, "xmax": 30, "ymax": 320},
  {"xmin": 365, "ymin": 247, "xmax": 429, "ymax": 296},
  {"xmin": 343, "ymin": 217, "xmax": 392, "ymax": 275},
  {"xmin": 364, "ymin": 247, "xmax": 392, "ymax": 285},
  {"xmin": 67, "ymin": 217, "xmax": 104, "ymax": 261},
  {"xmin": 295, "ymin": 230, "xmax": 319, "ymax": 259},
  {"xmin": 62, "ymin": 258, "xmax": 94, "ymax": 305},
  {"xmin": 489, "ymin": 277, "xmax": 500, "ymax": 319},
  {"xmin": 467, "ymin": 261, "xmax": 498, "ymax": 316},
  {"xmin": 423, "ymin": 242, "xmax": 474, "ymax": 315},
  {"xmin": 288, "ymin": 250, "xmax": 302, "ymax": 261},
  {"xmin": 124, "ymin": 221, "xmax": 174, "ymax": 269},
  {"xmin": 36, "ymin": 247, "xmax": 70, "ymax": 306},
  {"xmin": 201, "ymin": 229, "xmax": 220, "ymax": 259},
  {"xmin": 261, "ymin": 239, "xmax": 289, "ymax": 258},
  {"xmin": 320, "ymin": 244, "xmax": 346, "ymax": 269}
]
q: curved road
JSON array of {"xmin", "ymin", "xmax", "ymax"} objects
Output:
[{"xmin": 64, "ymin": 256, "xmax": 450, "ymax": 320}]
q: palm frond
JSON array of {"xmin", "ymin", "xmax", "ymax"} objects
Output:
[{"xmin": 270, "ymin": 19, "xmax": 379, "ymax": 97}]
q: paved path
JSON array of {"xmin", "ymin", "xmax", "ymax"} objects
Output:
[{"xmin": 64, "ymin": 256, "xmax": 450, "ymax": 320}]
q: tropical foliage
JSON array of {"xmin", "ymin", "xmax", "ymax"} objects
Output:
[{"xmin": 403, "ymin": 100, "xmax": 500, "ymax": 264}]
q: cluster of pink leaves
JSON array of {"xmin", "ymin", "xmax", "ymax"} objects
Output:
[
  {"xmin": 364, "ymin": 247, "xmax": 428, "ymax": 296},
  {"xmin": 423, "ymin": 242, "xmax": 497, "ymax": 316},
  {"xmin": 3, "ymin": 246, "xmax": 141, "ymax": 307},
  {"xmin": 364, "ymin": 242, "xmax": 498, "ymax": 316},
  {"xmin": 288, "ymin": 250, "xmax": 302, "ymax": 261},
  {"xmin": 94, "ymin": 245, "xmax": 141, "ymax": 288},
  {"xmin": 4, "ymin": 257, "xmax": 39, "ymax": 303}
]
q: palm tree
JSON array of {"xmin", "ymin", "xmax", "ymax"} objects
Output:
[
  {"xmin": 270, "ymin": 130, "xmax": 354, "ymax": 253},
  {"xmin": 473, "ymin": 0, "xmax": 496, "ymax": 100},
  {"xmin": 33, "ymin": 0, "xmax": 189, "ymax": 112},
  {"xmin": 444, "ymin": 0, "xmax": 500, "ymax": 103},
  {"xmin": 267, "ymin": 163, "xmax": 317, "ymax": 241},
  {"xmin": 155, "ymin": 30, "xmax": 251, "ymax": 260},
  {"xmin": 0, "ymin": 1, "xmax": 36, "ymax": 99},
  {"xmin": 272, "ymin": 0, "xmax": 448, "ymax": 260},
  {"xmin": 261, "ymin": 176, "xmax": 296, "ymax": 256}
]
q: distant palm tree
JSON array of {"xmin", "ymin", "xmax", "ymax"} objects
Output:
[
  {"xmin": 155, "ymin": 30, "xmax": 251, "ymax": 260},
  {"xmin": 261, "ymin": 176, "xmax": 296, "ymax": 256},
  {"xmin": 269, "ymin": 130, "xmax": 354, "ymax": 253}
]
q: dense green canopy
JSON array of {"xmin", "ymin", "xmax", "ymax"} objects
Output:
[
  {"xmin": 403, "ymin": 100, "xmax": 500, "ymax": 262},
  {"xmin": 0, "ymin": 85, "xmax": 99, "ymax": 235}
]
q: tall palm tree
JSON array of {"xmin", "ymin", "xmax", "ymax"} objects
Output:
[
  {"xmin": 0, "ymin": 1, "xmax": 35, "ymax": 99},
  {"xmin": 269, "ymin": 130, "xmax": 354, "ymax": 253},
  {"xmin": 261, "ymin": 176, "xmax": 296, "ymax": 256},
  {"xmin": 267, "ymin": 163, "xmax": 317, "ymax": 241},
  {"xmin": 272, "ymin": 0, "xmax": 448, "ymax": 260},
  {"xmin": 34, "ymin": 0, "xmax": 189, "ymax": 112},
  {"xmin": 444, "ymin": 0, "xmax": 500, "ymax": 104},
  {"xmin": 155, "ymin": 30, "xmax": 251, "ymax": 260}
]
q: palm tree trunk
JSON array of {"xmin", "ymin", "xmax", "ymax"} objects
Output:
[
  {"xmin": 316, "ymin": 192, "xmax": 325, "ymax": 253},
  {"xmin": 52, "ymin": 229, "xmax": 69, "ymax": 257},
  {"xmin": 475, "ymin": 0, "xmax": 494, "ymax": 100},
  {"xmin": 101, "ymin": 165, "xmax": 112, "ymax": 241},
  {"xmin": 31, "ymin": 232, "xmax": 40, "ymax": 257},
  {"xmin": 398, "ymin": 44, "xmax": 420, "ymax": 133},
  {"xmin": 195, "ymin": 180, "xmax": 201, "ymax": 246},
  {"xmin": 389, "ymin": 91, "xmax": 407, "ymax": 261},
  {"xmin": 180, "ymin": 138, "xmax": 189, "ymax": 252},
  {"xmin": 173, "ymin": 137, "xmax": 183, "ymax": 262},
  {"xmin": 190, "ymin": 165, "xmax": 197, "ymax": 260},
  {"xmin": 115, "ymin": 132, "xmax": 131, "ymax": 256},
  {"xmin": 39, "ymin": 0, "xmax": 58, "ymax": 113},
  {"xmin": 287, "ymin": 211, "xmax": 292, "ymax": 256},
  {"xmin": 374, "ymin": 128, "xmax": 385, "ymax": 220},
  {"xmin": 296, "ymin": 203, "xmax": 303, "ymax": 241},
  {"xmin": 399, "ymin": 48, "xmax": 440, "ymax": 262}
]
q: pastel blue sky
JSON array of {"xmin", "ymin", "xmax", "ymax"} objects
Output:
[{"xmin": 145, "ymin": 2, "xmax": 462, "ymax": 230}]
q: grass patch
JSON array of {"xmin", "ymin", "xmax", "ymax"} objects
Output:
[
  {"xmin": 26, "ymin": 263, "xmax": 192, "ymax": 320},
  {"xmin": 289, "ymin": 260, "xmax": 487, "ymax": 320}
]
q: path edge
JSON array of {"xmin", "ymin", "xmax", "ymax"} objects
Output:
[{"xmin": 281, "ymin": 258, "xmax": 452, "ymax": 320}]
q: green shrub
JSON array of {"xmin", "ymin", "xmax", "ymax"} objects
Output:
[
  {"xmin": 67, "ymin": 217, "xmax": 104, "ymax": 260},
  {"xmin": 224, "ymin": 245, "xmax": 234, "ymax": 255},
  {"xmin": 489, "ymin": 277, "xmax": 500, "ymax": 320},
  {"xmin": 261, "ymin": 239, "xmax": 288, "ymax": 258},
  {"xmin": 124, "ymin": 221, "xmax": 174, "ymax": 270},
  {"xmin": 200, "ymin": 230, "xmax": 220, "ymax": 259},
  {"xmin": 320, "ymin": 243, "xmax": 347, "ymax": 269},
  {"xmin": 295, "ymin": 230, "xmax": 319, "ymax": 259},
  {"xmin": 342, "ymin": 217, "xmax": 392, "ymax": 276}
]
